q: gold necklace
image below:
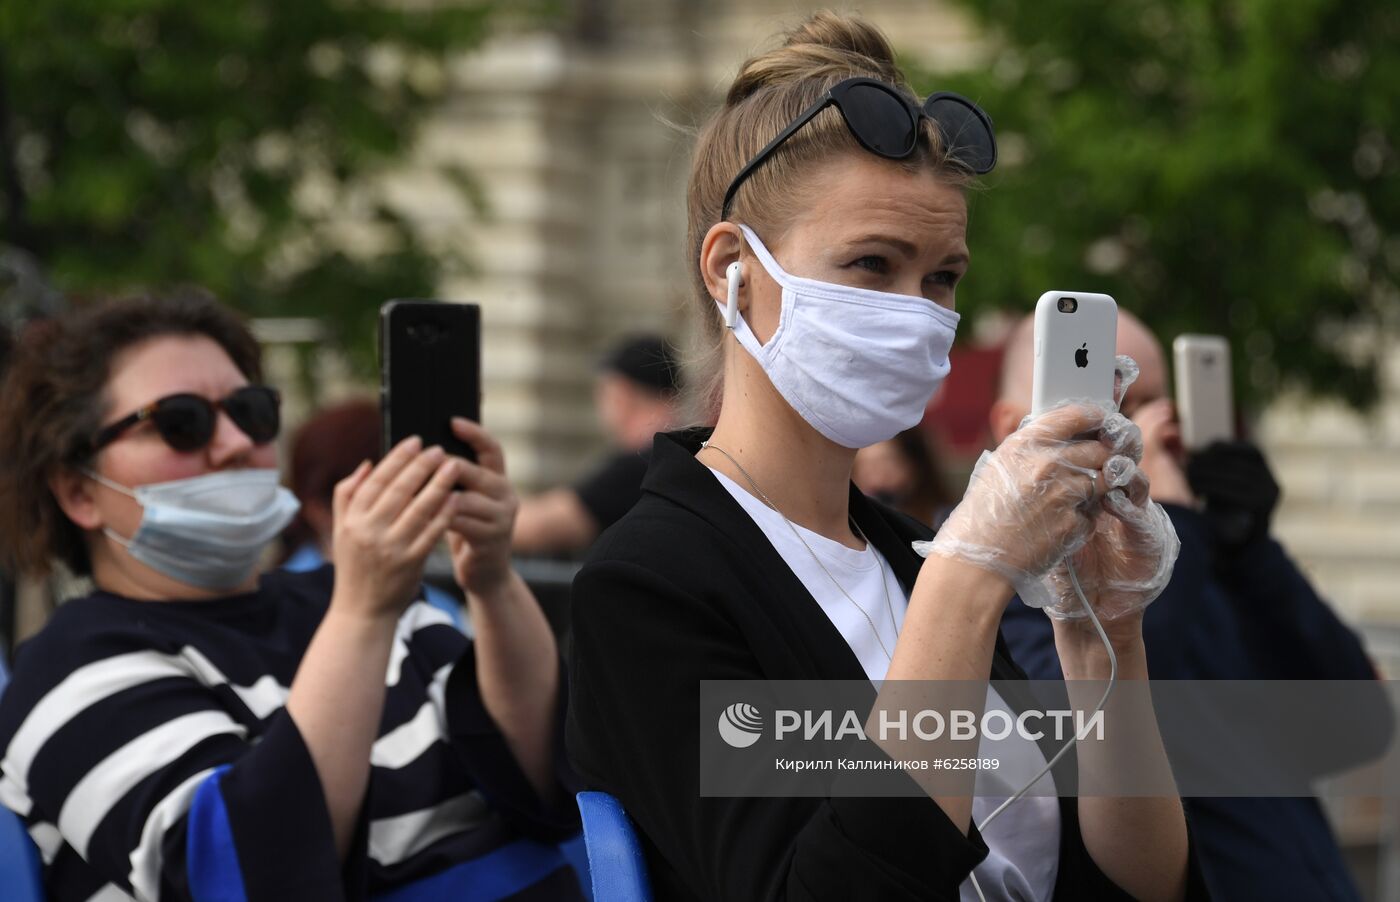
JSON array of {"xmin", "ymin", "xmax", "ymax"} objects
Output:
[{"xmin": 700, "ymin": 441, "xmax": 898, "ymax": 664}]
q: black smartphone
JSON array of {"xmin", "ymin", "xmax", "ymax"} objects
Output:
[{"xmin": 379, "ymin": 300, "xmax": 481, "ymax": 462}]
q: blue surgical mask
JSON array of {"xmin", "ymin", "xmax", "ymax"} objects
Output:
[{"xmin": 84, "ymin": 468, "xmax": 300, "ymax": 591}]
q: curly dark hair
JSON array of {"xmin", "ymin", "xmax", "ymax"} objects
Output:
[{"xmin": 0, "ymin": 292, "xmax": 262, "ymax": 577}]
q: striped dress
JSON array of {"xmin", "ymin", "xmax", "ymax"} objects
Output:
[{"xmin": 0, "ymin": 565, "xmax": 583, "ymax": 901}]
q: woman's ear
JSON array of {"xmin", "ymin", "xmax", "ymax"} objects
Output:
[
  {"xmin": 49, "ymin": 468, "xmax": 104, "ymax": 531},
  {"xmin": 699, "ymin": 222, "xmax": 746, "ymax": 312}
]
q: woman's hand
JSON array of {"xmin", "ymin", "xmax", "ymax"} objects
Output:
[
  {"xmin": 442, "ymin": 418, "xmax": 563, "ymax": 805},
  {"xmin": 922, "ymin": 401, "xmax": 1136, "ymax": 600},
  {"xmin": 1040, "ymin": 460, "xmax": 1181, "ymax": 628},
  {"xmin": 302, "ymin": 435, "xmax": 461, "ymax": 856},
  {"xmin": 444, "ymin": 418, "xmax": 518, "ymax": 598},
  {"xmin": 330, "ymin": 435, "xmax": 461, "ymax": 619}
]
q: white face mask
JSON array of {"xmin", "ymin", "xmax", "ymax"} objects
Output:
[
  {"xmin": 85, "ymin": 468, "xmax": 300, "ymax": 591},
  {"xmin": 720, "ymin": 224, "xmax": 960, "ymax": 448}
]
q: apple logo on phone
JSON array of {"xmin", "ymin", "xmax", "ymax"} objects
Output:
[{"xmin": 1075, "ymin": 343, "xmax": 1089, "ymax": 368}]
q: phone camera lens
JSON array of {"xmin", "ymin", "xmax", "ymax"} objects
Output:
[
  {"xmin": 1057, "ymin": 297, "xmax": 1078, "ymax": 314},
  {"xmin": 408, "ymin": 322, "xmax": 445, "ymax": 343}
]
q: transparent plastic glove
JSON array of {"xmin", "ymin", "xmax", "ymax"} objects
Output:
[
  {"xmin": 912, "ymin": 399, "xmax": 1141, "ymax": 605},
  {"xmin": 1035, "ymin": 355, "xmax": 1180, "ymax": 621},
  {"xmin": 1039, "ymin": 457, "xmax": 1181, "ymax": 621}
]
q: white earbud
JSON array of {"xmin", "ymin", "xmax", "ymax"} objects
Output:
[{"xmin": 724, "ymin": 261, "xmax": 744, "ymax": 329}]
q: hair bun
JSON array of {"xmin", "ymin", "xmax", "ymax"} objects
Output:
[
  {"xmin": 782, "ymin": 10, "xmax": 898, "ymax": 63},
  {"xmin": 727, "ymin": 11, "xmax": 902, "ymax": 106}
]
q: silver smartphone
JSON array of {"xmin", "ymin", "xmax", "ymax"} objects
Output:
[
  {"xmin": 1173, "ymin": 334, "xmax": 1234, "ymax": 450},
  {"xmin": 1031, "ymin": 291, "xmax": 1119, "ymax": 416}
]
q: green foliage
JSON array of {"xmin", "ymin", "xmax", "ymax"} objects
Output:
[
  {"xmin": 0, "ymin": 0, "xmax": 502, "ymax": 371},
  {"xmin": 920, "ymin": 0, "xmax": 1399, "ymax": 409}
]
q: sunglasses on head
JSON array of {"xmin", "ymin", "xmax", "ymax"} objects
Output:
[
  {"xmin": 90, "ymin": 385, "xmax": 282, "ymax": 454},
  {"xmin": 721, "ymin": 76, "xmax": 997, "ymax": 221}
]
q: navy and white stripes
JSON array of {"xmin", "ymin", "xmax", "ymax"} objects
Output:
[{"xmin": 0, "ymin": 566, "xmax": 580, "ymax": 901}]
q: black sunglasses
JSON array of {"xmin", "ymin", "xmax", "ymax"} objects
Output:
[
  {"xmin": 91, "ymin": 385, "xmax": 282, "ymax": 453},
  {"xmin": 722, "ymin": 77, "xmax": 997, "ymax": 220}
]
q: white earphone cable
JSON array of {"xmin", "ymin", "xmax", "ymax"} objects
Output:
[{"xmin": 968, "ymin": 559, "xmax": 1116, "ymax": 902}]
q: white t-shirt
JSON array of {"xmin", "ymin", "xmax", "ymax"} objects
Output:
[{"xmin": 709, "ymin": 467, "xmax": 1061, "ymax": 901}]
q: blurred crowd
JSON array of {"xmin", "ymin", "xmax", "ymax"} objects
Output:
[
  {"xmin": 0, "ymin": 8, "xmax": 1389, "ymax": 902},
  {"xmin": 0, "ymin": 286, "xmax": 1377, "ymax": 900}
]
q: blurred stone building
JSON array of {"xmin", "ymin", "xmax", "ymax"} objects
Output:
[
  {"xmin": 264, "ymin": 0, "xmax": 1400, "ymax": 633},
  {"xmin": 1260, "ymin": 372, "xmax": 1400, "ymax": 631}
]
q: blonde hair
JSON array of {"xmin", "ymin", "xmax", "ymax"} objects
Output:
[{"xmin": 683, "ymin": 11, "xmax": 968, "ymax": 418}]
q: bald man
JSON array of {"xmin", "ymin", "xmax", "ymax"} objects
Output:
[{"xmin": 994, "ymin": 310, "xmax": 1374, "ymax": 901}]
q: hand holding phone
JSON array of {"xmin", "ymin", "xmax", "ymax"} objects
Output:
[
  {"xmin": 442, "ymin": 417, "xmax": 520, "ymax": 595},
  {"xmin": 1023, "ymin": 291, "xmax": 1180, "ymax": 621}
]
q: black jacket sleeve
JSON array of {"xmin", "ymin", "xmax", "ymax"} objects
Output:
[
  {"xmin": 1214, "ymin": 524, "xmax": 1376, "ymax": 680},
  {"xmin": 567, "ymin": 558, "xmax": 990, "ymax": 902}
]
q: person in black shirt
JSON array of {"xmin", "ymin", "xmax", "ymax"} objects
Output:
[{"xmin": 513, "ymin": 334, "xmax": 681, "ymax": 555}]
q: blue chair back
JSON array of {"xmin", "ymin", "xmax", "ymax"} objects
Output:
[
  {"xmin": 0, "ymin": 656, "xmax": 44, "ymax": 901},
  {"xmin": 576, "ymin": 792, "xmax": 652, "ymax": 902},
  {"xmin": 0, "ymin": 804, "xmax": 44, "ymax": 901}
]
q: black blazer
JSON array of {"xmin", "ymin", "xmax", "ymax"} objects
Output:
[{"xmin": 566, "ymin": 427, "xmax": 1206, "ymax": 901}]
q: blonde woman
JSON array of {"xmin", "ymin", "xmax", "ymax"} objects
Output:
[{"xmin": 567, "ymin": 12, "xmax": 1203, "ymax": 902}]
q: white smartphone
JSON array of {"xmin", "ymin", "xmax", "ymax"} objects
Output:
[
  {"xmin": 1173, "ymin": 334, "xmax": 1234, "ymax": 450},
  {"xmin": 1031, "ymin": 291, "xmax": 1119, "ymax": 416}
]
